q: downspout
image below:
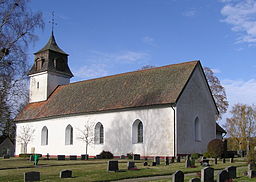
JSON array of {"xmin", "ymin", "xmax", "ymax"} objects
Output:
[{"xmin": 171, "ymin": 105, "xmax": 176, "ymax": 157}]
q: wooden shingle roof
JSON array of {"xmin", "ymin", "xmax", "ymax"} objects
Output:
[{"xmin": 15, "ymin": 61, "xmax": 200, "ymax": 122}]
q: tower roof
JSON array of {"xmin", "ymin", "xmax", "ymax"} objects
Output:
[{"xmin": 35, "ymin": 32, "xmax": 68, "ymax": 55}]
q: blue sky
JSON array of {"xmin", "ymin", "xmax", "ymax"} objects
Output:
[{"xmin": 29, "ymin": 0, "xmax": 256, "ymax": 123}]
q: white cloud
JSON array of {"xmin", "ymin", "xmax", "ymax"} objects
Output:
[
  {"xmin": 211, "ymin": 68, "xmax": 222, "ymax": 74},
  {"xmin": 222, "ymin": 78, "xmax": 256, "ymax": 106},
  {"xmin": 73, "ymin": 64, "xmax": 108, "ymax": 80},
  {"xmin": 182, "ymin": 10, "xmax": 196, "ymax": 17},
  {"xmin": 220, "ymin": 0, "xmax": 256, "ymax": 43},
  {"xmin": 142, "ymin": 36, "xmax": 156, "ymax": 46}
]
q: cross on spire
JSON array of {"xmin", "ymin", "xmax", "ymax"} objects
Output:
[{"xmin": 49, "ymin": 11, "xmax": 57, "ymax": 34}]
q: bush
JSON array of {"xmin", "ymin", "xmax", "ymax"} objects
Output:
[
  {"xmin": 247, "ymin": 150, "xmax": 256, "ymax": 164},
  {"xmin": 127, "ymin": 153, "xmax": 133, "ymax": 159},
  {"xmin": 99, "ymin": 151, "xmax": 113, "ymax": 159},
  {"xmin": 203, "ymin": 152, "xmax": 211, "ymax": 158},
  {"xmin": 191, "ymin": 153, "xmax": 201, "ymax": 160},
  {"xmin": 207, "ymin": 139, "xmax": 224, "ymax": 158}
]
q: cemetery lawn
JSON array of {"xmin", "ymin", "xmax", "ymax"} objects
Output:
[{"xmin": 0, "ymin": 157, "xmax": 251, "ymax": 182}]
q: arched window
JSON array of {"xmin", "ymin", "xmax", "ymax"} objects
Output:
[
  {"xmin": 94, "ymin": 122, "xmax": 104, "ymax": 144},
  {"xmin": 65, "ymin": 125, "xmax": 73, "ymax": 145},
  {"xmin": 195, "ymin": 117, "xmax": 201, "ymax": 141},
  {"xmin": 132, "ymin": 119, "xmax": 143, "ymax": 144},
  {"xmin": 41, "ymin": 126, "xmax": 48, "ymax": 145}
]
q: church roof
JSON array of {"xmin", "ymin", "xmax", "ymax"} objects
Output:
[
  {"xmin": 35, "ymin": 32, "xmax": 68, "ymax": 55},
  {"xmin": 16, "ymin": 61, "xmax": 202, "ymax": 122},
  {"xmin": 216, "ymin": 123, "xmax": 227, "ymax": 134}
]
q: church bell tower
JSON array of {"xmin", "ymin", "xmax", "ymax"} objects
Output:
[{"xmin": 28, "ymin": 32, "xmax": 73, "ymax": 103}]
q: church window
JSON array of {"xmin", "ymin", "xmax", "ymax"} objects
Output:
[
  {"xmin": 36, "ymin": 58, "xmax": 44, "ymax": 71},
  {"xmin": 65, "ymin": 125, "xmax": 73, "ymax": 145},
  {"xmin": 41, "ymin": 126, "xmax": 48, "ymax": 145},
  {"xmin": 195, "ymin": 117, "xmax": 201, "ymax": 142},
  {"xmin": 132, "ymin": 119, "xmax": 143, "ymax": 144},
  {"xmin": 94, "ymin": 122, "xmax": 104, "ymax": 144},
  {"xmin": 37, "ymin": 82, "xmax": 39, "ymax": 89}
]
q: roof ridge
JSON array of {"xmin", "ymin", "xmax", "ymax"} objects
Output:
[{"xmin": 63, "ymin": 60, "xmax": 199, "ymax": 88}]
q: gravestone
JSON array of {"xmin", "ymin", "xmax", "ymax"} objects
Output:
[
  {"xmin": 248, "ymin": 163, "xmax": 256, "ymax": 171},
  {"xmin": 201, "ymin": 167, "xmax": 214, "ymax": 182},
  {"xmin": 59, "ymin": 170, "xmax": 72, "ymax": 178},
  {"xmin": 3, "ymin": 154, "xmax": 10, "ymax": 159},
  {"xmin": 214, "ymin": 158, "xmax": 218, "ymax": 165},
  {"xmin": 144, "ymin": 157, "xmax": 148, "ymax": 161},
  {"xmin": 154, "ymin": 156, "xmax": 160, "ymax": 165},
  {"xmin": 185, "ymin": 159, "xmax": 191, "ymax": 168},
  {"xmin": 152, "ymin": 162, "xmax": 156, "ymax": 166},
  {"xmin": 46, "ymin": 153, "xmax": 50, "ymax": 160},
  {"xmin": 144, "ymin": 162, "xmax": 148, "ymax": 166},
  {"xmin": 107, "ymin": 161, "xmax": 119, "ymax": 172},
  {"xmin": 120, "ymin": 155, "xmax": 125, "ymax": 159},
  {"xmin": 127, "ymin": 161, "xmax": 136, "ymax": 170},
  {"xmin": 81, "ymin": 154, "xmax": 89, "ymax": 160},
  {"xmin": 248, "ymin": 170, "xmax": 256, "ymax": 178},
  {"xmin": 222, "ymin": 158, "xmax": 226, "ymax": 163},
  {"xmin": 217, "ymin": 170, "xmax": 229, "ymax": 182},
  {"xmin": 96, "ymin": 155, "xmax": 102, "ymax": 159},
  {"xmin": 189, "ymin": 178, "xmax": 200, "ymax": 182},
  {"xmin": 133, "ymin": 154, "xmax": 140, "ymax": 160},
  {"xmin": 226, "ymin": 166, "xmax": 236, "ymax": 179},
  {"xmin": 165, "ymin": 157, "xmax": 169, "ymax": 165},
  {"xmin": 176, "ymin": 156, "xmax": 181, "ymax": 163},
  {"xmin": 69, "ymin": 155, "xmax": 77, "ymax": 160},
  {"xmin": 172, "ymin": 170, "xmax": 184, "ymax": 182},
  {"xmin": 24, "ymin": 171, "xmax": 40, "ymax": 182},
  {"xmin": 171, "ymin": 157, "xmax": 175, "ymax": 163},
  {"xmin": 57, "ymin": 155, "xmax": 65, "ymax": 160},
  {"xmin": 230, "ymin": 158, "xmax": 234, "ymax": 163}
]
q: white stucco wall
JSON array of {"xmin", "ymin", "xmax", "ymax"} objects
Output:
[
  {"xmin": 15, "ymin": 106, "xmax": 175, "ymax": 157},
  {"xmin": 176, "ymin": 65, "xmax": 217, "ymax": 155},
  {"xmin": 29, "ymin": 72, "xmax": 70, "ymax": 103}
]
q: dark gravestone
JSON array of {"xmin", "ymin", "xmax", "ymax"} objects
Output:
[
  {"xmin": 165, "ymin": 157, "xmax": 169, "ymax": 165},
  {"xmin": 154, "ymin": 156, "xmax": 160, "ymax": 165},
  {"xmin": 3, "ymin": 154, "xmax": 10, "ymax": 159},
  {"xmin": 152, "ymin": 162, "xmax": 156, "ymax": 166},
  {"xmin": 127, "ymin": 161, "xmax": 136, "ymax": 170},
  {"xmin": 133, "ymin": 154, "xmax": 140, "ymax": 160},
  {"xmin": 69, "ymin": 155, "xmax": 77, "ymax": 160},
  {"xmin": 214, "ymin": 158, "xmax": 218, "ymax": 165},
  {"xmin": 46, "ymin": 153, "xmax": 50, "ymax": 160},
  {"xmin": 57, "ymin": 155, "xmax": 65, "ymax": 160},
  {"xmin": 59, "ymin": 170, "xmax": 72, "ymax": 178},
  {"xmin": 24, "ymin": 171, "xmax": 40, "ymax": 182},
  {"xmin": 217, "ymin": 170, "xmax": 229, "ymax": 182},
  {"xmin": 248, "ymin": 163, "xmax": 256, "ymax": 171},
  {"xmin": 230, "ymin": 158, "xmax": 234, "ymax": 163},
  {"xmin": 120, "ymin": 155, "xmax": 125, "ymax": 159},
  {"xmin": 96, "ymin": 155, "xmax": 102, "ymax": 159},
  {"xmin": 176, "ymin": 156, "xmax": 181, "ymax": 163},
  {"xmin": 201, "ymin": 167, "xmax": 214, "ymax": 182},
  {"xmin": 248, "ymin": 170, "xmax": 256, "ymax": 178},
  {"xmin": 171, "ymin": 157, "xmax": 175, "ymax": 163},
  {"xmin": 226, "ymin": 166, "xmax": 236, "ymax": 179},
  {"xmin": 222, "ymin": 158, "xmax": 226, "ymax": 163},
  {"xmin": 144, "ymin": 162, "xmax": 148, "ymax": 166},
  {"xmin": 189, "ymin": 178, "xmax": 200, "ymax": 182},
  {"xmin": 185, "ymin": 159, "xmax": 191, "ymax": 168},
  {"xmin": 107, "ymin": 161, "xmax": 119, "ymax": 172},
  {"xmin": 144, "ymin": 157, "xmax": 148, "ymax": 161},
  {"xmin": 172, "ymin": 170, "xmax": 184, "ymax": 182},
  {"xmin": 81, "ymin": 154, "xmax": 89, "ymax": 160}
]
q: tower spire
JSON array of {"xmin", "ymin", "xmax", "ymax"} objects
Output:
[{"xmin": 49, "ymin": 11, "xmax": 57, "ymax": 34}]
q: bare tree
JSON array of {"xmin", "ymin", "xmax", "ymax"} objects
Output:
[
  {"xmin": 138, "ymin": 65, "xmax": 156, "ymax": 70},
  {"xmin": 225, "ymin": 104, "xmax": 256, "ymax": 153},
  {"xmin": 204, "ymin": 67, "xmax": 229, "ymax": 120},
  {"xmin": 76, "ymin": 121, "xmax": 95, "ymax": 155},
  {"xmin": 0, "ymin": 0, "xmax": 44, "ymax": 138},
  {"xmin": 16, "ymin": 125, "xmax": 35, "ymax": 153}
]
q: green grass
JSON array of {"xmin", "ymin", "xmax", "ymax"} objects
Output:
[{"xmin": 0, "ymin": 157, "xmax": 252, "ymax": 182}]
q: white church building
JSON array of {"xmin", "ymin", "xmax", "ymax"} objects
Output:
[{"xmin": 15, "ymin": 33, "xmax": 220, "ymax": 158}]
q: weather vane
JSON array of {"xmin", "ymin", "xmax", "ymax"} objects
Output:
[{"xmin": 49, "ymin": 11, "xmax": 57, "ymax": 33}]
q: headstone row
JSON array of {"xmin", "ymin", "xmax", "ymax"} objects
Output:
[{"xmin": 24, "ymin": 170, "xmax": 73, "ymax": 182}]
